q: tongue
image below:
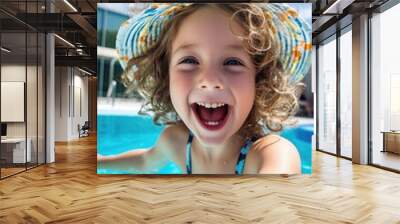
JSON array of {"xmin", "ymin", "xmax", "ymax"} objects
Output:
[{"xmin": 198, "ymin": 105, "xmax": 227, "ymax": 122}]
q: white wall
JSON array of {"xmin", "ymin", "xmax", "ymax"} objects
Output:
[
  {"xmin": 72, "ymin": 73, "xmax": 89, "ymax": 138},
  {"xmin": 1, "ymin": 65, "xmax": 26, "ymax": 81},
  {"xmin": 1, "ymin": 82, "xmax": 25, "ymax": 122},
  {"xmin": 54, "ymin": 67, "xmax": 89, "ymax": 141},
  {"xmin": 55, "ymin": 66, "xmax": 69, "ymax": 141},
  {"xmin": 1, "ymin": 65, "xmax": 38, "ymax": 138},
  {"xmin": 1, "ymin": 65, "xmax": 25, "ymax": 127},
  {"xmin": 1, "ymin": 63, "xmax": 46, "ymax": 164}
]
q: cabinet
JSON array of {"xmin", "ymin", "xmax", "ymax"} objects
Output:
[
  {"xmin": 0, "ymin": 138, "xmax": 31, "ymax": 163},
  {"xmin": 382, "ymin": 131, "xmax": 400, "ymax": 154}
]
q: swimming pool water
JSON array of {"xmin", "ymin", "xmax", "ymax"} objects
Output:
[{"xmin": 98, "ymin": 114, "xmax": 313, "ymax": 174}]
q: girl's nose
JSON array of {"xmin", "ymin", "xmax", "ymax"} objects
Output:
[
  {"xmin": 200, "ymin": 84, "xmax": 222, "ymax": 90},
  {"xmin": 197, "ymin": 68, "xmax": 224, "ymax": 90}
]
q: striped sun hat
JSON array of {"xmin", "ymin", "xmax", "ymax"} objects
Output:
[{"xmin": 116, "ymin": 3, "xmax": 312, "ymax": 83}]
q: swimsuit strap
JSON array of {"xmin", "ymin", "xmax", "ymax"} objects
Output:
[
  {"xmin": 186, "ymin": 131, "xmax": 194, "ymax": 174},
  {"xmin": 235, "ymin": 139, "xmax": 253, "ymax": 174},
  {"xmin": 185, "ymin": 131, "xmax": 254, "ymax": 174}
]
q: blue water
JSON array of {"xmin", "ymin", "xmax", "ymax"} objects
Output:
[{"xmin": 98, "ymin": 114, "xmax": 312, "ymax": 174}]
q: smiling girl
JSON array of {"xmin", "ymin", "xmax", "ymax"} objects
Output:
[{"xmin": 98, "ymin": 3, "xmax": 311, "ymax": 174}]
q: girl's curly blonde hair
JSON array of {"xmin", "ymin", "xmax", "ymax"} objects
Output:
[{"xmin": 121, "ymin": 4, "xmax": 303, "ymax": 140}]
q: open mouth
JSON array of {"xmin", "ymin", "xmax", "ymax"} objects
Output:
[{"xmin": 191, "ymin": 102, "xmax": 230, "ymax": 131}]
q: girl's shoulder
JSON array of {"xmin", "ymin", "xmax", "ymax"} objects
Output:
[
  {"xmin": 153, "ymin": 122, "xmax": 189, "ymax": 162},
  {"xmin": 244, "ymin": 134, "xmax": 301, "ymax": 174},
  {"xmin": 156, "ymin": 122, "xmax": 188, "ymax": 148}
]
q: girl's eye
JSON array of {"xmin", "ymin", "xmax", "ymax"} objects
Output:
[
  {"xmin": 224, "ymin": 58, "xmax": 244, "ymax": 66},
  {"xmin": 179, "ymin": 57, "xmax": 199, "ymax": 65}
]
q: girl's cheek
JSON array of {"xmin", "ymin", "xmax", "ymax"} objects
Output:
[
  {"xmin": 229, "ymin": 74, "xmax": 255, "ymax": 92},
  {"xmin": 229, "ymin": 76, "xmax": 256, "ymax": 110},
  {"xmin": 170, "ymin": 72, "xmax": 193, "ymax": 99}
]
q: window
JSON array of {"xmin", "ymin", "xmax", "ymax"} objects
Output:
[
  {"xmin": 317, "ymin": 36, "xmax": 337, "ymax": 155},
  {"xmin": 339, "ymin": 28, "xmax": 352, "ymax": 158},
  {"xmin": 371, "ymin": 3, "xmax": 400, "ymax": 171}
]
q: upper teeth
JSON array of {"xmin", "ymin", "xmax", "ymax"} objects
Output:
[{"xmin": 196, "ymin": 102, "xmax": 225, "ymax": 108}]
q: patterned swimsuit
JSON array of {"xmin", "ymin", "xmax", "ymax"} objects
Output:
[{"xmin": 185, "ymin": 131, "xmax": 254, "ymax": 174}]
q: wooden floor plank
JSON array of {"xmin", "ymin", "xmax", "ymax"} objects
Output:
[{"xmin": 0, "ymin": 135, "xmax": 400, "ymax": 223}]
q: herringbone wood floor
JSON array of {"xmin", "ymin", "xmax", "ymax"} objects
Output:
[{"xmin": 1, "ymin": 135, "xmax": 400, "ymax": 224}]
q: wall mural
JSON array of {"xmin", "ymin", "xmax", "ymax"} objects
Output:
[{"xmin": 97, "ymin": 3, "xmax": 313, "ymax": 175}]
